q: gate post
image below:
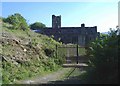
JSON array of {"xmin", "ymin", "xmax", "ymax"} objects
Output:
[
  {"xmin": 56, "ymin": 44, "xmax": 57, "ymax": 58},
  {"xmin": 76, "ymin": 44, "xmax": 79, "ymax": 64}
]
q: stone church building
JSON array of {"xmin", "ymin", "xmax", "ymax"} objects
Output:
[{"xmin": 37, "ymin": 15, "xmax": 99, "ymax": 46}]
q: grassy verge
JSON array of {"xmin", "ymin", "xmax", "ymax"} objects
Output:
[
  {"xmin": 14, "ymin": 65, "xmax": 62, "ymax": 84},
  {"xmin": 2, "ymin": 57, "xmax": 64, "ymax": 84}
]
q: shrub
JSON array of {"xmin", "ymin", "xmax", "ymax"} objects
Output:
[
  {"xmin": 4, "ymin": 13, "xmax": 28, "ymax": 30},
  {"xmin": 86, "ymin": 28, "xmax": 119, "ymax": 84},
  {"xmin": 44, "ymin": 48, "xmax": 55, "ymax": 57}
]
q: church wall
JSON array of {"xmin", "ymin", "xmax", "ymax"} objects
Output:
[{"xmin": 38, "ymin": 15, "xmax": 99, "ymax": 46}]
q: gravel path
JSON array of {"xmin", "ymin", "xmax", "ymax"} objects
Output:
[{"xmin": 16, "ymin": 68, "xmax": 72, "ymax": 84}]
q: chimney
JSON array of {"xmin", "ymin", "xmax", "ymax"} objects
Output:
[{"xmin": 81, "ymin": 23, "xmax": 85, "ymax": 27}]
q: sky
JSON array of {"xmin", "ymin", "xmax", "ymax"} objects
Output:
[{"xmin": 1, "ymin": 0, "xmax": 119, "ymax": 32}]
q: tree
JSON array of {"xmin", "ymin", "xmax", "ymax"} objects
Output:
[
  {"xmin": 4, "ymin": 13, "xmax": 28, "ymax": 30},
  {"xmin": 30, "ymin": 22, "xmax": 46, "ymax": 30}
]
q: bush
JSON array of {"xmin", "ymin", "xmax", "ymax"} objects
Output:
[
  {"xmin": 86, "ymin": 28, "xmax": 119, "ymax": 84},
  {"xmin": 44, "ymin": 48, "xmax": 55, "ymax": 57},
  {"xmin": 3, "ymin": 13, "xmax": 28, "ymax": 30}
]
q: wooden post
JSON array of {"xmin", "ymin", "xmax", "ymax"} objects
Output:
[{"xmin": 76, "ymin": 44, "xmax": 79, "ymax": 64}]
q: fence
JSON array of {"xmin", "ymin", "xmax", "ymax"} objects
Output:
[{"xmin": 56, "ymin": 44, "xmax": 88, "ymax": 64}]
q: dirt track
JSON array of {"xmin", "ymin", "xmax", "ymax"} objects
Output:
[{"xmin": 16, "ymin": 67, "xmax": 86, "ymax": 84}]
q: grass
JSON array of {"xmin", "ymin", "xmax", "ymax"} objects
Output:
[
  {"xmin": 14, "ymin": 64, "xmax": 62, "ymax": 84},
  {"xmin": 1, "ymin": 21, "xmax": 87, "ymax": 84},
  {"xmin": 2, "ymin": 58, "xmax": 62, "ymax": 84},
  {"xmin": 1, "ymin": 22, "xmax": 64, "ymax": 84}
]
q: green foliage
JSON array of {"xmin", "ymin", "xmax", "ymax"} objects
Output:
[
  {"xmin": 3, "ymin": 13, "xmax": 28, "ymax": 30},
  {"xmin": 100, "ymin": 33, "xmax": 108, "ymax": 39},
  {"xmin": 85, "ymin": 28, "xmax": 119, "ymax": 84},
  {"xmin": 2, "ymin": 58, "xmax": 60, "ymax": 84},
  {"xmin": 1, "ymin": 17, "xmax": 6, "ymax": 22},
  {"xmin": 30, "ymin": 22, "xmax": 46, "ymax": 30},
  {"xmin": 44, "ymin": 48, "xmax": 54, "ymax": 57},
  {"xmin": 2, "ymin": 14, "xmax": 66, "ymax": 84}
]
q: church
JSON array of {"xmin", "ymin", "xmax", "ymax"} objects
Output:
[{"xmin": 37, "ymin": 15, "xmax": 99, "ymax": 46}]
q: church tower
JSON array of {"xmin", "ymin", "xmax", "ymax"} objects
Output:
[{"xmin": 52, "ymin": 15, "xmax": 61, "ymax": 29}]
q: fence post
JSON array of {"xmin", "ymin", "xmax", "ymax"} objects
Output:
[
  {"xmin": 76, "ymin": 44, "xmax": 79, "ymax": 64},
  {"xmin": 56, "ymin": 44, "xmax": 57, "ymax": 58}
]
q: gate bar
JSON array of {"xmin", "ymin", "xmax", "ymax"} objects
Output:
[{"xmin": 76, "ymin": 44, "xmax": 79, "ymax": 64}]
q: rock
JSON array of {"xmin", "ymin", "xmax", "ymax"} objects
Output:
[{"xmin": 24, "ymin": 49, "xmax": 27, "ymax": 52}]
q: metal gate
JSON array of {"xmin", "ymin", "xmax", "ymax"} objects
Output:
[{"xmin": 56, "ymin": 44, "xmax": 87, "ymax": 65}]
